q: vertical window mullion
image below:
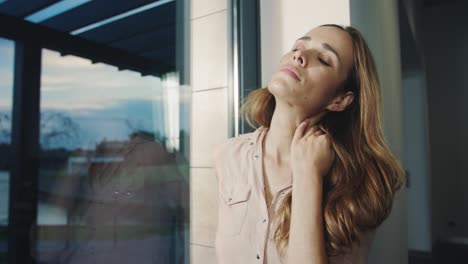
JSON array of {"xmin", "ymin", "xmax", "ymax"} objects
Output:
[
  {"xmin": 8, "ymin": 40, "xmax": 41, "ymax": 264},
  {"xmin": 228, "ymin": 0, "xmax": 261, "ymax": 137}
]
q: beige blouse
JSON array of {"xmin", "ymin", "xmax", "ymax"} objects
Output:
[{"xmin": 213, "ymin": 126, "xmax": 376, "ymax": 264}]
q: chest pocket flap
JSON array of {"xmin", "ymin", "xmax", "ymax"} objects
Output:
[
  {"xmin": 218, "ymin": 183, "xmax": 251, "ymax": 236},
  {"xmin": 221, "ymin": 183, "xmax": 251, "ymax": 205}
]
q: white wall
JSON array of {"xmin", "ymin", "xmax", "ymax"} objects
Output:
[
  {"xmin": 423, "ymin": 0, "xmax": 468, "ymax": 242},
  {"xmin": 189, "ymin": 0, "xmax": 228, "ymax": 263},
  {"xmin": 260, "ymin": 0, "xmax": 407, "ymax": 263}
]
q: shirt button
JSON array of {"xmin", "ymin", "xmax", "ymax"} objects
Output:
[
  {"xmin": 249, "ymin": 142, "xmax": 254, "ymax": 146},
  {"xmin": 257, "ymin": 254, "xmax": 260, "ymax": 259},
  {"xmin": 254, "ymin": 154, "xmax": 259, "ymax": 160},
  {"xmin": 263, "ymin": 219, "xmax": 266, "ymax": 223},
  {"xmin": 228, "ymin": 198, "xmax": 232, "ymax": 202}
]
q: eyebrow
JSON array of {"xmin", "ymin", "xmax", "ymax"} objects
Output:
[{"xmin": 296, "ymin": 36, "xmax": 342, "ymax": 64}]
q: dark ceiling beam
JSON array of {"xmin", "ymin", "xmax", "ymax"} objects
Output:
[{"xmin": 0, "ymin": 13, "xmax": 167, "ymax": 77}]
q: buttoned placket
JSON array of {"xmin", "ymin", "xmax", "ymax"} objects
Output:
[
  {"xmin": 251, "ymin": 127, "xmax": 293, "ymax": 263},
  {"xmin": 251, "ymin": 127, "xmax": 271, "ymax": 263}
]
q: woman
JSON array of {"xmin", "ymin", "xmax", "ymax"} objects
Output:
[{"xmin": 213, "ymin": 24, "xmax": 405, "ymax": 264}]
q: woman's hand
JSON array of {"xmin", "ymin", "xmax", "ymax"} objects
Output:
[{"xmin": 290, "ymin": 119, "xmax": 335, "ymax": 182}]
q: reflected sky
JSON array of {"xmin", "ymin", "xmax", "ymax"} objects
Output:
[
  {"xmin": 0, "ymin": 38, "xmax": 13, "ymax": 109},
  {"xmin": 0, "ymin": 38, "xmax": 186, "ymax": 150}
]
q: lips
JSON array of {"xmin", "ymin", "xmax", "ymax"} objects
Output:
[{"xmin": 279, "ymin": 65, "xmax": 300, "ymax": 81}]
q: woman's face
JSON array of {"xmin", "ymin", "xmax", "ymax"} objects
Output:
[{"xmin": 268, "ymin": 26, "xmax": 355, "ymax": 116}]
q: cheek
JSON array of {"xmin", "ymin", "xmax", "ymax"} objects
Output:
[
  {"xmin": 305, "ymin": 70, "xmax": 341, "ymax": 92},
  {"xmin": 300, "ymin": 75, "xmax": 339, "ymax": 103}
]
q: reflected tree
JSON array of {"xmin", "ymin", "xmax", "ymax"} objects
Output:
[
  {"xmin": 41, "ymin": 111, "xmax": 82, "ymax": 150},
  {"xmin": 0, "ymin": 111, "xmax": 82, "ymax": 149},
  {"xmin": 0, "ymin": 112, "xmax": 11, "ymax": 144}
]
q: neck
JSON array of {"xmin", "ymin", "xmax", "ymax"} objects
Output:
[{"xmin": 264, "ymin": 101, "xmax": 324, "ymax": 165}]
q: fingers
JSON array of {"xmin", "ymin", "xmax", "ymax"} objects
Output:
[
  {"xmin": 306, "ymin": 124, "xmax": 329, "ymax": 138},
  {"xmin": 314, "ymin": 128, "xmax": 325, "ymax": 136},
  {"xmin": 292, "ymin": 120, "xmax": 309, "ymax": 143},
  {"xmin": 294, "ymin": 120, "xmax": 330, "ymax": 142},
  {"xmin": 304, "ymin": 125, "xmax": 320, "ymax": 138}
]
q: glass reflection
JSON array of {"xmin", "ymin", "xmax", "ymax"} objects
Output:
[
  {"xmin": 0, "ymin": 37, "xmax": 14, "ymax": 264},
  {"xmin": 35, "ymin": 49, "xmax": 189, "ymax": 263}
]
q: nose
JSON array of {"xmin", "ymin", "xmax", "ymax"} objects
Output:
[{"xmin": 293, "ymin": 50, "xmax": 306, "ymax": 67}]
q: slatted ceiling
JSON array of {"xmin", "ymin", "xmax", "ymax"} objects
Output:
[
  {"xmin": 110, "ymin": 25, "xmax": 175, "ymax": 53},
  {"xmin": 39, "ymin": 0, "xmax": 158, "ymax": 32},
  {"xmin": 0, "ymin": 0, "xmax": 60, "ymax": 17},
  {"xmin": 140, "ymin": 59, "xmax": 173, "ymax": 74},
  {"xmin": 142, "ymin": 46, "xmax": 175, "ymax": 62},
  {"xmin": 137, "ymin": 47, "xmax": 176, "ymax": 70},
  {"xmin": 154, "ymin": 58, "xmax": 174, "ymax": 72},
  {"xmin": 137, "ymin": 59, "xmax": 171, "ymax": 73},
  {"xmin": 0, "ymin": 0, "xmax": 180, "ymax": 76},
  {"xmin": 162, "ymin": 61, "xmax": 175, "ymax": 71},
  {"xmin": 161, "ymin": 58, "xmax": 175, "ymax": 69},
  {"xmin": 160, "ymin": 58, "xmax": 175, "ymax": 70},
  {"xmin": 76, "ymin": 2, "xmax": 175, "ymax": 44},
  {"xmin": 104, "ymin": 22, "xmax": 175, "ymax": 48}
]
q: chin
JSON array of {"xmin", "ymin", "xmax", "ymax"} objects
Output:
[{"xmin": 268, "ymin": 74, "xmax": 295, "ymax": 97}]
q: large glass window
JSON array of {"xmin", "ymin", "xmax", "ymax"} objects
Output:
[
  {"xmin": 0, "ymin": 0, "xmax": 190, "ymax": 263},
  {"xmin": 35, "ymin": 49, "xmax": 189, "ymax": 263},
  {"xmin": 0, "ymin": 37, "xmax": 14, "ymax": 264}
]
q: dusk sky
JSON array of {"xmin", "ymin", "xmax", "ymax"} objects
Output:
[
  {"xmin": 0, "ymin": 0, "xmax": 185, "ymax": 150},
  {"xmin": 0, "ymin": 37, "xmax": 185, "ymax": 150}
]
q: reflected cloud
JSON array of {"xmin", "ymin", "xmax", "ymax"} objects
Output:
[
  {"xmin": 0, "ymin": 40, "xmax": 14, "ymax": 64},
  {"xmin": 0, "ymin": 39, "xmax": 14, "ymax": 109},
  {"xmin": 0, "ymin": 40, "xmax": 190, "ymax": 151},
  {"xmin": 41, "ymin": 101, "xmax": 116, "ymax": 111},
  {"xmin": 41, "ymin": 49, "xmax": 165, "ymax": 110}
]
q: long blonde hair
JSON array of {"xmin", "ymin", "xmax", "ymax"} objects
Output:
[{"xmin": 240, "ymin": 24, "xmax": 405, "ymax": 257}]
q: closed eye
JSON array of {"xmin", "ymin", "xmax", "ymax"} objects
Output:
[{"xmin": 319, "ymin": 57, "xmax": 331, "ymax": 66}]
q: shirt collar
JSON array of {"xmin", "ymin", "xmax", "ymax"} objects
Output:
[{"xmin": 250, "ymin": 126, "xmax": 267, "ymax": 145}]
